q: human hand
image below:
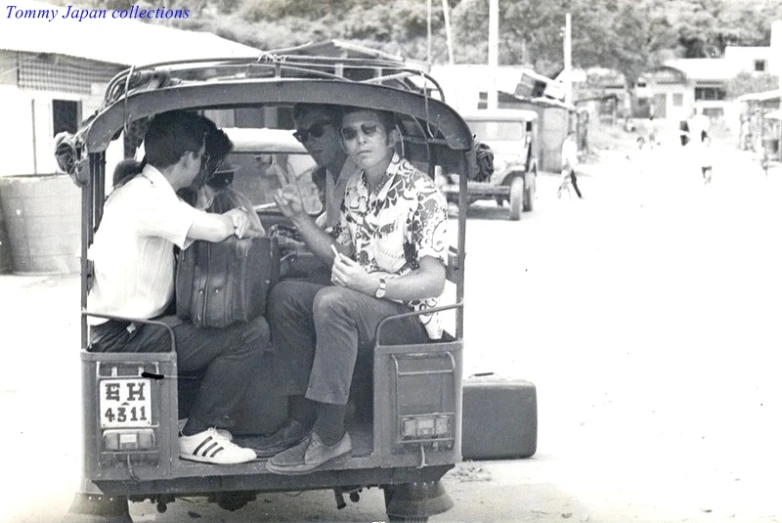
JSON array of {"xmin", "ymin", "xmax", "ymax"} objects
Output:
[
  {"xmin": 272, "ymin": 185, "xmax": 306, "ymax": 220},
  {"xmin": 225, "ymin": 208, "xmax": 251, "ymax": 239},
  {"xmin": 330, "ymin": 245, "xmax": 374, "ymax": 294}
]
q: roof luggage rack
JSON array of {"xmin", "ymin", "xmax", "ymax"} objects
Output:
[{"xmin": 103, "ymin": 53, "xmax": 446, "ymax": 108}]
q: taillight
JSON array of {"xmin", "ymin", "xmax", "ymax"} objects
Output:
[
  {"xmin": 399, "ymin": 414, "xmax": 453, "ymax": 442},
  {"xmin": 102, "ymin": 428, "xmax": 156, "ymax": 451}
]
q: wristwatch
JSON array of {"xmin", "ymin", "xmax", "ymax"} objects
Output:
[{"xmin": 375, "ymin": 276, "xmax": 387, "ymax": 299}]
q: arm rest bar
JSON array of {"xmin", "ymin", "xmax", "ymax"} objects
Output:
[
  {"xmin": 374, "ymin": 302, "xmax": 463, "ymax": 346},
  {"xmin": 82, "ymin": 311, "xmax": 176, "ymax": 352}
]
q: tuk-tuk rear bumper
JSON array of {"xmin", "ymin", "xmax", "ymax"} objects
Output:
[{"xmin": 80, "ymin": 338, "xmax": 463, "ymax": 488}]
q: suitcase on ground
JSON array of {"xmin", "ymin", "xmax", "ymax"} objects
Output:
[
  {"xmin": 462, "ymin": 375, "xmax": 537, "ymax": 460},
  {"xmin": 175, "ymin": 235, "xmax": 279, "ymax": 328}
]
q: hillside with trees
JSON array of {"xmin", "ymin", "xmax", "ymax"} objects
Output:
[{"xmin": 61, "ymin": 0, "xmax": 782, "ymax": 84}]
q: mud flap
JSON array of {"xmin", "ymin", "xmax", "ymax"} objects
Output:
[{"xmin": 62, "ymin": 492, "xmax": 132, "ymax": 523}]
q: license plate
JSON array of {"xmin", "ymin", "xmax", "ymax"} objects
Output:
[{"xmin": 99, "ymin": 379, "xmax": 152, "ymax": 428}]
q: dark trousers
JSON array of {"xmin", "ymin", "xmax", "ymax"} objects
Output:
[
  {"xmin": 90, "ymin": 315, "xmax": 269, "ymax": 430},
  {"xmin": 267, "ymin": 281, "xmax": 429, "ymax": 405},
  {"xmin": 570, "ymin": 170, "xmax": 583, "ymax": 198}
]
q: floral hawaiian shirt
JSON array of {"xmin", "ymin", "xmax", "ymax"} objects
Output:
[{"xmin": 331, "ymin": 153, "xmax": 449, "ymax": 339}]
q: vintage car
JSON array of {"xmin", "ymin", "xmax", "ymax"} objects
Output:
[
  {"xmin": 61, "ymin": 54, "xmax": 474, "ymax": 522},
  {"xmin": 441, "ymin": 109, "xmax": 538, "ymax": 220}
]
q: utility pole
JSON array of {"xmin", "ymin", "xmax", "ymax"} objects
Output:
[
  {"xmin": 442, "ymin": 0, "xmax": 455, "ymax": 65},
  {"xmin": 427, "ymin": 0, "xmax": 433, "ymax": 65},
  {"xmin": 488, "ymin": 0, "xmax": 499, "ymax": 109},
  {"xmin": 563, "ymin": 12, "xmax": 572, "ymax": 105}
]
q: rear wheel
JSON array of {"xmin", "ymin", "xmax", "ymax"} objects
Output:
[
  {"xmin": 509, "ymin": 177, "xmax": 524, "ymax": 221},
  {"xmin": 383, "ymin": 486, "xmax": 431, "ymax": 523},
  {"xmin": 523, "ymin": 171, "xmax": 535, "ymax": 212}
]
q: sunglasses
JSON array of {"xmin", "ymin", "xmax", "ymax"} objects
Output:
[
  {"xmin": 293, "ymin": 121, "xmax": 333, "ymax": 143},
  {"xmin": 340, "ymin": 123, "xmax": 382, "ymax": 141}
]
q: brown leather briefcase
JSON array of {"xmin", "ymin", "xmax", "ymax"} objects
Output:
[{"xmin": 176, "ymin": 235, "xmax": 279, "ymax": 328}]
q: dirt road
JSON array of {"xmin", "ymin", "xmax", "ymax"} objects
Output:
[{"xmin": 2, "ymin": 142, "xmax": 781, "ymax": 522}]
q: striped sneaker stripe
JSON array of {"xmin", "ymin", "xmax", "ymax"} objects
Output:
[
  {"xmin": 201, "ymin": 442, "xmax": 220, "ymax": 457},
  {"xmin": 193, "ymin": 436, "xmax": 214, "ymax": 456},
  {"xmin": 210, "ymin": 446, "xmax": 224, "ymax": 458}
]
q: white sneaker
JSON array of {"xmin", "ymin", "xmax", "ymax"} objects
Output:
[
  {"xmin": 180, "ymin": 428, "xmax": 256, "ymax": 465},
  {"xmin": 178, "ymin": 419, "xmax": 232, "ymax": 441},
  {"xmin": 216, "ymin": 429, "xmax": 233, "ymax": 441}
]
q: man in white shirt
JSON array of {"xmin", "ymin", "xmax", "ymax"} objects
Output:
[
  {"xmin": 558, "ymin": 131, "xmax": 583, "ymax": 198},
  {"xmin": 88, "ymin": 111, "xmax": 267, "ymax": 465},
  {"xmin": 689, "ymin": 107, "xmax": 710, "ymax": 143}
]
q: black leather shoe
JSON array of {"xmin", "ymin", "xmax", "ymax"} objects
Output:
[
  {"xmin": 251, "ymin": 420, "xmax": 310, "ymax": 458},
  {"xmin": 266, "ymin": 431, "xmax": 352, "ymax": 475}
]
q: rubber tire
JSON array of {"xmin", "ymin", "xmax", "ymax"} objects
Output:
[
  {"xmin": 383, "ymin": 487, "xmax": 430, "ymax": 523},
  {"xmin": 509, "ymin": 177, "xmax": 524, "ymax": 221},
  {"xmin": 523, "ymin": 171, "xmax": 535, "ymax": 212}
]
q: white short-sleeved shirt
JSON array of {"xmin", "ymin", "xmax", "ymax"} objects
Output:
[
  {"xmin": 561, "ymin": 135, "xmax": 578, "ymax": 171},
  {"xmin": 87, "ymin": 165, "xmax": 203, "ymax": 325}
]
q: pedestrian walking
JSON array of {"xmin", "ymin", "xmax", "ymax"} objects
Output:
[
  {"xmin": 557, "ymin": 131, "xmax": 583, "ymax": 199},
  {"xmin": 700, "ymin": 135, "xmax": 713, "ymax": 184}
]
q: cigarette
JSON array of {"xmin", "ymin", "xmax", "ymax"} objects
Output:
[{"xmin": 331, "ymin": 244, "xmax": 351, "ymax": 263}]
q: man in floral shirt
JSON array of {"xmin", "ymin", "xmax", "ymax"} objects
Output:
[{"xmin": 260, "ymin": 107, "xmax": 448, "ymax": 474}]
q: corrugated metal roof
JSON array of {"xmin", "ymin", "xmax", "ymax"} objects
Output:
[
  {"xmin": 737, "ymin": 89, "xmax": 782, "ymax": 102},
  {"xmin": 0, "ymin": 0, "xmax": 260, "ymax": 67},
  {"xmin": 664, "ymin": 58, "xmax": 736, "ymax": 82}
]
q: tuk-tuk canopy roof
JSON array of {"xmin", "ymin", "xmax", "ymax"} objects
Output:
[{"xmin": 79, "ymin": 58, "xmax": 473, "ymax": 155}]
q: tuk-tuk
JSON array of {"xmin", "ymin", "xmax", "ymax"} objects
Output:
[
  {"xmin": 442, "ymin": 109, "xmax": 538, "ymax": 221},
  {"xmin": 62, "ymin": 55, "xmax": 471, "ymax": 522}
]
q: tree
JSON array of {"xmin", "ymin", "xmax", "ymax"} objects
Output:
[
  {"xmin": 450, "ymin": 0, "xmax": 676, "ymax": 84},
  {"xmin": 600, "ymin": 0, "xmax": 678, "ymax": 87},
  {"xmin": 727, "ymin": 72, "xmax": 779, "ymax": 99},
  {"xmin": 671, "ymin": 0, "xmax": 782, "ymax": 58}
]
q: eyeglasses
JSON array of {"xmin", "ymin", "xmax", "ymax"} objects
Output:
[
  {"xmin": 340, "ymin": 124, "xmax": 381, "ymax": 141},
  {"xmin": 293, "ymin": 121, "xmax": 332, "ymax": 143}
]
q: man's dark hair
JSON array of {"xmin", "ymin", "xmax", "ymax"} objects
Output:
[
  {"xmin": 144, "ymin": 110, "xmax": 209, "ymax": 169},
  {"xmin": 292, "ymin": 103, "xmax": 343, "ymax": 125},
  {"xmin": 199, "ymin": 118, "xmax": 233, "ymax": 188}
]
